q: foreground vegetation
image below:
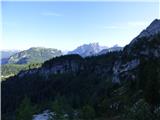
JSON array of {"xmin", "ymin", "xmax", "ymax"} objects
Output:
[{"xmin": 2, "ymin": 55, "xmax": 160, "ymax": 120}]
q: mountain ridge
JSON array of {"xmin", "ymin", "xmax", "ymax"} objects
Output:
[
  {"xmin": 130, "ymin": 19, "xmax": 160, "ymax": 44},
  {"xmin": 7, "ymin": 47, "xmax": 62, "ymax": 64},
  {"xmin": 98, "ymin": 44, "xmax": 123, "ymax": 55},
  {"xmin": 67, "ymin": 42, "xmax": 108, "ymax": 57}
]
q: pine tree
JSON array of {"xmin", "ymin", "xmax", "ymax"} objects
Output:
[
  {"xmin": 16, "ymin": 96, "xmax": 34, "ymax": 120},
  {"xmin": 81, "ymin": 104, "xmax": 95, "ymax": 120}
]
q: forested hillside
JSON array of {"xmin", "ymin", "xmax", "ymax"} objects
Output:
[
  {"xmin": 6, "ymin": 47, "xmax": 62, "ymax": 64},
  {"xmin": 1, "ymin": 63, "xmax": 41, "ymax": 80},
  {"xmin": 2, "ymin": 19, "xmax": 160, "ymax": 120}
]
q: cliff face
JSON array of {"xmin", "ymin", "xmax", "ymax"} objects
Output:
[
  {"xmin": 17, "ymin": 53, "xmax": 118, "ymax": 80},
  {"xmin": 112, "ymin": 19, "xmax": 160, "ymax": 83}
]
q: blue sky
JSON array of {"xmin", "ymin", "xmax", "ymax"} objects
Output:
[{"xmin": 1, "ymin": 1, "xmax": 159, "ymax": 50}]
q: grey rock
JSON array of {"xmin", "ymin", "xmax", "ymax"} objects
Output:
[
  {"xmin": 68, "ymin": 43, "xmax": 107, "ymax": 57},
  {"xmin": 131, "ymin": 19, "xmax": 160, "ymax": 44}
]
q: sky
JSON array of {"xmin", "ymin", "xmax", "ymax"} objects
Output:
[{"xmin": 1, "ymin": 0, "xmax": 159, "ymax": 50}]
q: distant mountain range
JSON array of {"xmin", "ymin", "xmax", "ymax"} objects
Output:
[
  {"xmin": 98, "ymin": 44, "xmax": 123, "ymax": 55},
  {"xmin": 1, "ymin": 44, "xmax": 122, "ymax": 64},
  {"xmin": 67, "ymin": 43, "xmax": 122, "ymax": 57},
  {"xmin": 1, "ymin": 50, "xmax": 20, "ymax": 59},
  {"xmin": 1, "ymin": 50, "xmax": 20, "ymax": 64},
  {"xmin": 2, "ymin": 47, "xmax": 62, "ymax": 64},
  {"xmin": 67, "ymin": 43, "xmax": 107, "ymax": 57}
]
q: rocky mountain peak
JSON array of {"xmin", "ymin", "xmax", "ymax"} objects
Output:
[
  {"xmin": 89, "ymin": 42, "xmax": 99, "ymax": 46},
  {"xmin": 68, "ymin": 42, "xmax": 107, "ymax": 57},
  {"xmin": 131, "ymin": 19, "xmax": 160, "ymax": 44},
  {"xmin": 139, "ymin": 19, "xmax": 160, "ymax": 37}
]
